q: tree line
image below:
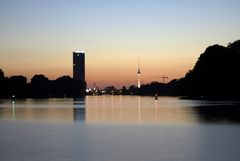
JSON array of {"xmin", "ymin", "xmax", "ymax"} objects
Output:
[
  {"xmin": 179, "ymin": 39, "xmax": 240, "ymax": 99},
  {"xmin": 1, "ymin": 40, "xmax": 240, "ymax": 99},
  {"xmin": 0, "ymin": 72, "xmax": 86, "ymax": 98},
  {"xmin": 96, "ymin": 40, "xmax": 240, "ymax": 99}
]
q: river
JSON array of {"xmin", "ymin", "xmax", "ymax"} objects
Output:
[{"xmin": 0, "ymin": 96, "xmax": 240, "ymax": 161}]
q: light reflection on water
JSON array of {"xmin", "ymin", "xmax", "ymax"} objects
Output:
[
  {"xmin": 1, "ymin": 96, "xmax": 240, "ymax": 161},
  {"xmin": 85, "ymin": 96, "xmax": 197, "ymax": 124},
  {"xmin": 0, "ymin": 96, "xmax": 240, "ymax": 124}
]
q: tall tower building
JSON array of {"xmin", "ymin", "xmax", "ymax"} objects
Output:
[
  {"xmin": 73, "ymin": 51, "xmax": 85, "ymax": 82},
  {"xmin": 137, "ymin": 60, "xmax": 141, "ymax": 88}
]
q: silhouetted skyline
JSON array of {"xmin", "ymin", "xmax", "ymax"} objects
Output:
[{"xmin": 1, "ymin": 40, "xmax": 240, "ymax": 99}]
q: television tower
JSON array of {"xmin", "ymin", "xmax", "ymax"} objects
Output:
[{"xmin": 137, "ymin": 59, "xmax": 141, "ymax": 88}]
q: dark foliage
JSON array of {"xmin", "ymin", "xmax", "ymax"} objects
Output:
[
  {"xmin": 121, "ymin": 40, "xmax": 240, "ymax": 99},
  {"xmin": 51, "ymin": 76, "xmax": 86, "ymax": 98},
  {"xmin": 104, "ymin": 86, "xmax": 119, "ymax": 95},
  {"xmin": 0, "ymin": 71, "xmax": 86, "ymax": 98},
  {"xmin": 28, "ymin": 74, "xmax": 50, "ymax": 98},
  {"xmin": 0, "ymin": 69, "xmax": 4, "ymax": 78},
  {"xmin": 139, "ymin": 82, "xmax": 166, "ymax": 95},
  {"xmin": 0, "ymin": 70, "xmax": 27, "ymax": 98},
  {"xmin": 0, "ymin": 69, "xmax": 7, "ymax": 98},
  {"xmin": 8, "ymin": 76, "xmax": 27, "ymax": 98},
  {"xmin": 181, "ymin": 40, "xmax": 240, "ymax": 99}
]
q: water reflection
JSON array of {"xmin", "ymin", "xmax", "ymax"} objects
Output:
[
  {"xmin": 85, "ymin": 96, "xmax": 198, "ymax": 124},
  {"xmin": 0, "ymin": 96, "xmax": 240, "ymax": 124},
  {"xmin": 12, "ymin": 100, "xmax": 15, "ymax": 119},
  {"xmin": 0, "ymin": 99, "xmax": 85, "ymax": 122},
  {"xmin": 73, "ymin": 98, "xmax": 86, "ymax": 122},
  {"xmin": 194, "ymin": 105, "xmax": 240, "ymax": 123}
]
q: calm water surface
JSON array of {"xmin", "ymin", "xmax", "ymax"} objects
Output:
[{"xmin": 0, "ymin": 96, "xmax": 240, "ymax": 161}]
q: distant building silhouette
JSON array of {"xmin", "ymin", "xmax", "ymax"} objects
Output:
[{"xmin": 73, "ymin": 51, "xmax": 85, "ymax": 82}]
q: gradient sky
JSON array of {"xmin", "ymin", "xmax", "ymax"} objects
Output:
[{"xmin": 0, "ymin": 0, "xmax": 240, "ymax": 88}]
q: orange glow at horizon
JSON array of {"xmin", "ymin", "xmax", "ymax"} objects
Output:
[{"xmin": 1, "ymin": 45, "xmax": 202, "ymax": 88}]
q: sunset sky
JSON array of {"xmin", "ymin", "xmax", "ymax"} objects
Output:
[{"xmin": 0, "ymin": 0, "xmax": 240, "ymax": 88}]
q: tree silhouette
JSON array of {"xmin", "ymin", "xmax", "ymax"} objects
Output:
[
  {"xmin": 52, "ymin": 76, "xmax": 86, "ymax": 97},
  {"xmin": 0, "ymin": 69, "xmax": 7, "ymax": 98},
  {"xmin": 0, "ymin": 69, "xmax": 4, "ymax": 78},
  {"xmin": 8, "ymin": 76, "xmax": 27, "ymax": 98},
  {"xmin": 182, "ymin": 40, "xmax": 240, "ymax": 99},
  {"xmin": 28, "ymin": 74, "xmax": 50, "ymax": 98}
]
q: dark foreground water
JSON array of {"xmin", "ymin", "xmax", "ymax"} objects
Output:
[{"xmin": 0, "ymin": 96, "xmax": 240, "ymax": 161}]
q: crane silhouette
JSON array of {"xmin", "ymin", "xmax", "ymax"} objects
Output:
[
  {"xmin": 161, "ymin": 76, "xmax": 168, "ymax": 84},
  {"xmin": 145, "ymin": 76, "xmax": 169, "ymax": 84}
]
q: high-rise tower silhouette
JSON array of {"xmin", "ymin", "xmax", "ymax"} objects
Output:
[
  {"xmin": 73, "ymin": 51, "xmax": 85, "ymax": 82},
  {"xmin": 137, "ymin": 59, "xmax": 141, "ymax": 88}
]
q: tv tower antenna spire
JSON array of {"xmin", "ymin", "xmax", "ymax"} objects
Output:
[{"xmin": 137, "ymin": 58, "xmax": 141, "ymax": 88}]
